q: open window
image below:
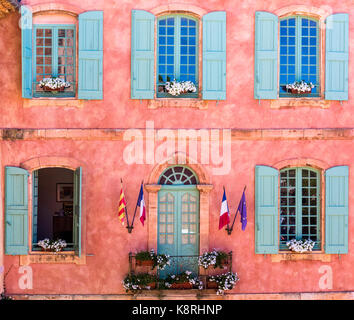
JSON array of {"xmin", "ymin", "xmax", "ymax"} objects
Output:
[
  {"xmin": 20, "ymin": 6, "xmax": 103, "ymax": 100},
  {"xmin": 255, "ymin": 165, "xmax": 348, "ymax": 255},
  {"xmin": 131, "ymin": 10, "xmax": 226, "ymax": 101},
  {"xmin": 254, "ymin": 11, "xmax": 349, "ymax": 101},
  {"xmin": 4, "ymin": 166, "xmax": 82, "ymax": 257}
]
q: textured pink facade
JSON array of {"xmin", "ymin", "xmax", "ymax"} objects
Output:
[{"xmin": 1, "ymin": 0, "xmax": 354, "ymax": 299}]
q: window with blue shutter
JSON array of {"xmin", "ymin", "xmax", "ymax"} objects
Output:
[
  {"xmin": 255, "ymin": 164, "xmax": 349, "ymax": 255},
  {"xmin": 255, "ymin": 11, "xmax": 348, "ymax": 101},
  {"xmin": 21, "ymin": 9, "xmax": 103, "ymax": 100},
  {"xmin": 131, "ymin": 10, "xmax": 226, "ymax": 101}
]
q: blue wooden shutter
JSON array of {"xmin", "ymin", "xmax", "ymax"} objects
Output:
[
  {"xmin": 73, "ymin": 167, "xmax": 82, "ymax": 257},
  {"xmin": 254, "ymin": 11, "xmax": 278, "ymax": 100},
  {"xmin": 325, "ymin": 14, "xmax": 349, "ymax": 101},
  {"xmin": 255, "ymin": 165, "xmax": 279, "ymax": 254},
  {"xmin": 21, "ymin": 5, "xmax": 32, "ymax": 99},
  {"xmin": 325, "ymin": 166, "xmax": 348, "ymax": 254},
  {"xmin": 78, "ymin": 11, "xmax": 103, "ymax": 100},
  {"xmin": 202, "ymin": 11, "xmax": 226, "ymax": 100},
  {"xmin": 131, "ymin": 10, "xmax": 155, "ymax": 99},
  {"xmin": 5, "ymin": 167, "xmax": 29, "ymax": 255}
]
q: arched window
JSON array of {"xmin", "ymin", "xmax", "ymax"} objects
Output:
[
  {"xmin": 279, "ymin": 167, "xmax": 320, "ymax": 250},
  {"xmin": 279, "ymin": 16, "xmax": 320, "ymax": 97},
  {"xmin": 156, "ymin": 15, "xmax": 199, "ymax": 98},
  {"xmin": 158, "ymin": 165, "xmax": 198, "ymax": 185}
]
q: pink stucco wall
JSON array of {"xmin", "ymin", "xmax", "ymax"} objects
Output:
[
  {"xmin": 1, "ymin": 0, "xmax": 354, "ymax": 129},
  {"xmin": 1, "ymin": 0, "xmax": 354, "ymax": 298}
]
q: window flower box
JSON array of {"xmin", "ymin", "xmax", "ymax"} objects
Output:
[
  {"xmin": 286, "ymin": 238, "xmax": 315, "ymax": 253},
  {"xmin": 163, "ymin": 271, "xmax": 203, "ymax": 290},
  {"xmin": 164, "ymin": 80, "xmax": 197, "ymax": 96},
  {"xmin": 286, "ymin": 81, "xmax": 314, "ymax": 95},
  {"xmin": 170, "ymin": 282, "xmax": 193, "ymax": 289},
  {"xmin": 122, "ymin": 274, "xmax": 158, "ymax": 293},
  {"xmin": 207, "ymin": 272, "xmax": 240, "ymax": 295},
  {"xmin": 37, "ymin": 238, "xmax": 67, "ymax": 253},
  {"xmin": 39, "ymin": 77, "xmax": 71, "ymax": 94},
  {"xmin": 198, "ymin": 249, "xmax": 229, "ymax": 269},
  {"xmin": 135, "ymin": 249, "xmax": 170, "ymax": 270}
]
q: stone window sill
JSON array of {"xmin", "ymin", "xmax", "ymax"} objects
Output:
[
  {"xmin": 23, "ymin": 98, "xmax": 84, "ymax": 108},
  {"xmin": 270, "ymin": 98, "xmax": 331, "ymax": 109},
  {"xmin": 19, "ymin": 252, "xmax": 86, "ymax": 265},
  {"xmin": 271, "ymin": 252, "xmax": 331, "ymax": 262},
  {"xmin": 148, "ymin": 98, "xmax": 209, "ymax": 109}
]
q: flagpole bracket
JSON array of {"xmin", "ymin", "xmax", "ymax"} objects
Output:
[
  {"xmin": 127, "ymin": 226, "xmax": 134, "ymax": 233},
  {"xmin": 225, "ymin": 226, "xmax": 233, "ymax": 235}
]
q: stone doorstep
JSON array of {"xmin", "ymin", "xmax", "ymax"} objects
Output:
[{"xmin": 9, "ymin": 291, "xmax": 354, "ymax": 300}]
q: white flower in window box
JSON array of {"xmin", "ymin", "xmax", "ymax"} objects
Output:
[
  {"xmin": 286, "ymin": 80, "xmax": 314, "ymax": 94},
  {"xmin": 164, "ymin": 80, "xmax": 197, "ymax": 96},
  {"xmin": 39, "ymin": 77, "xmax": 71, "ymax": 93},
  {"xmin": 286, "ymin": 238, "xmax": 315, "ymax": 253},
  {"xmin": 37, "ymin": 238, "xmax": 67, "ymax": 252}
]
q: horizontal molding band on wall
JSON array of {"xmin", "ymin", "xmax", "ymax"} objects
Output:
[
  {"xmin": 9, "ymin": 290, "xmax": 354, "ymax": 300},
  {"xmin": 1, "ymin": 128, "xmax": 354, "ymax": 141}
]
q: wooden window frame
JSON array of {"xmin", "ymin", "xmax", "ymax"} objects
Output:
[
  {"xmin": 278, "ymin": 15, "xmax": 320, "ymax": 98},
  {"xmin": 279, "ymin": 167, "xmax": 321, "ymax": 251},
  {"xmin": 33, "ymin": 24, "xmax": 76, "ymax": 98},
  {"xmin": 156, "ymin": 14, "xmax": 199, "ymax": 99}
]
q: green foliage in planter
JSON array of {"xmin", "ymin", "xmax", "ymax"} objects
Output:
[
  {"xmin": 208, "ymin": 272, "xmax": 239, "ymax": 295},
  {"xmin": 135, "ymin": 250, "xmax": 154, "ymax": 262},
  {"xmin": 215, "ymin": 251, "xmax": 229, "ymax": 268},
  {"xmin": 198, "ymin": 249, "xmax": 229, "ymax": 269},
  {"xmin": 160, "ymin": 271, "xmax": 203, "ymax": 290},
  {"xmin": 122, "ymin": 273, "xmax": 158, "ymax": 293},
  {"xmin": 135, "ymin": 249, "xmax": 170, "ymax": 270}
]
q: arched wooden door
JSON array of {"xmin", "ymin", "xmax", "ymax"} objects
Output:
[{"xmin": 157, "ymin": 166, "xmax": 200, "ymax": 278}]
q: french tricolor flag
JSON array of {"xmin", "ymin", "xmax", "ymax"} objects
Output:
[
  {"xmin": 219, "ymin": 188, "xmax": 230, "ymax": 230},
  {"xmin": 137, "ymin": 183, "xmax": 146, "ymax": 226}
]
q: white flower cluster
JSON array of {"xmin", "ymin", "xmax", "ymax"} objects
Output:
[
  {"xmin": 286, "ymin": 80, "xmax": 314, "ymax": 93},
  {"xmin": 163, "ymin": 271, "xmax": 203, "ymax": 290},
  {"xmin": 148, "ymin": 249, "xmax": 171, "ymax": 270},
  {"xmin": 188, "ymin": 276, "xmax": 203, "ymax": 290},
  {"xmin": 37, "ymin": 238, "xmax": 67, "ymax": 252},
  {"xmin": 39, "ymin": 77, "xmax": 71, "ymax": 90},
  {"xmin": 198, "ymin": 250, "xmax": 218, "ymax": 269},
  {"xmin": 156, "ymin": 254, "xmax": 171, "ymax": 270},
  {"xmin": 209, "ymin": 272, "xmax": 239, "ymax": 295},
  {"xmin": 286, "ymin": 238, "xmax": 315, "ymax": 253},
  {"xmin": 165, "ymin": 80, "xmax": 197, "ymax": 96}
]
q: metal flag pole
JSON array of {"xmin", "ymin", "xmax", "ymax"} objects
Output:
[
  {"xmin": 226, "ymin": 185, "xmax": 247, "ymax": 235},
  {"xmin": 121, "ymin": 178, "xmax": 131, "ymax": 232},
  {"xmin": 223, "ymin": 185, "xmax": 231, "ymax": 233},
  {"xmin": 128, "ymin": 180, "xmax": 144, "ymax": 233}
]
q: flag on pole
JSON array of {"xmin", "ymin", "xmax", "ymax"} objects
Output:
[
  {"xmin": 118, "ymin": 181, "xmax": 126, "ymax": 225},
  {"xmin": 219, "ymin": 188, "xmax": 230, "ymax": 230},
  {"xmin": 137, "ymin": 183, "xmax": 146, "ymax": 226},
  {"xmin": 237, "ymin": 189, "xmax": 247, "ymax": 231}
]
